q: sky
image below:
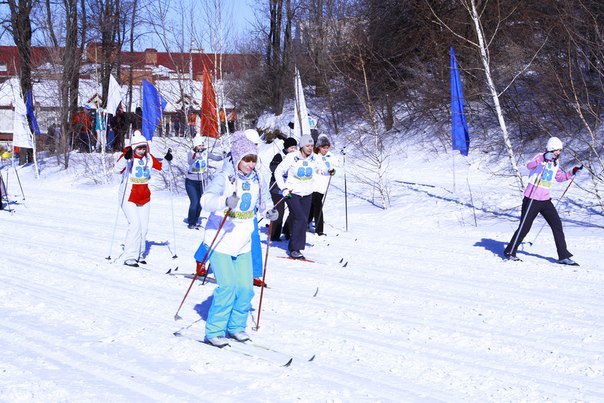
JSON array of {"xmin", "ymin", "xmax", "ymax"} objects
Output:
[
  {"xmin": 1, "ymin": 101, "xmax": 603, "ymax": 400},
  {"xmin": 0, "ymin": 0, "xmax": 258, "ymax": 52}
]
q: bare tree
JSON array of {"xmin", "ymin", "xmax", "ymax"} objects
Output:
[
  {"xmin": 543, "ymin": 0, "xmax": 604, "ymax": 210},
  {"xmin": 87, "ymin": 0, "xmax": 128, "ymax": 107},
  {"xmin": 4, "ymin": 0, "xmax": 36, "ymax": 98},
  {"xmin": 265, "ymin": 0, "xmax": 295, "ymax": 114},
  {"xmin": 44, "ymin": 0, "xmax": 88, "ymax": 168},
  {"xmin": 426, "ymin": 0, "xmax": 529, "ymax": 192}
]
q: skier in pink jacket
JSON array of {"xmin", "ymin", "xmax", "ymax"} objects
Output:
[{"xmin": 504, "ymin": 137, "xmax": 583, "ymax": 265}]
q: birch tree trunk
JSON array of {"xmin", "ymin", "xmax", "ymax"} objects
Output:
[{"xmin": 468, "ymin": 0, "xmax": 524, "ymax": 192}]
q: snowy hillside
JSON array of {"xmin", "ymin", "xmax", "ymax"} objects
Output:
[{"xmin": 1, "ymin": 136, "xmax": 603, "ymax": 402}]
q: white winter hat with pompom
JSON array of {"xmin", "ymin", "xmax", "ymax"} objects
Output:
[{"xmin": 129, "ymin": 130, "xmax": 148, "ymax": 150}]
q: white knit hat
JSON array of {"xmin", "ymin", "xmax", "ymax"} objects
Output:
[
  {"xmin": 129, "ymin": 130, "xmax": 148, "ymax": 150},
  {"xmin": 299, "ymin": 134, "xmax": 314, "ymax": 148}
]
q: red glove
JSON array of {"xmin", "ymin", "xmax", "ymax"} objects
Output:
[
  {"xmin": 572, "ymin": 165, "xmax": 583, "ymax": 175},
  {"xmin": 196, "ymin": 262, "xmax": 206, "ymax": 276}
]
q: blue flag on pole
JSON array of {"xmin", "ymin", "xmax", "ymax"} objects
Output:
[
  {"xmin": 142, "ymin": 80, "xmax": 167, "ymax": 141},
  {"xmin": 26, "ymin": 90, "xmax": 40, "ymax": 135},
  {"xmin": 450, "ymin": 47, "xmax": 470, "ymax": 156}
]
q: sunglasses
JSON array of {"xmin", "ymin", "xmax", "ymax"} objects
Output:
[{"xmin": 242, "ymin": 155, "xmax": 257, "ymax": 163}]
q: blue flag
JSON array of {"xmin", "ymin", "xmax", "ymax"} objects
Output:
[
  {"xmin": 450, "ymin": 47, "xmax": 470, "ymax": 156},
  {"xmin": 26, "ymin": 90, "xmax": 41, "ymax": 135},
  {"xmin": 142, "ymin": 80, "xmax": 167, "ymax": 141}
]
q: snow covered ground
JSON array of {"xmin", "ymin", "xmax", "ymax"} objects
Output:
[{"xmin": 1, "ymin": 136, "xmax": 603, "ymax": 402}]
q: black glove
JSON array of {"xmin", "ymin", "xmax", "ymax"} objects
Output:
[
  {"xmin": 164, "ymin": 150, "xmax": 173, "ymax": 162},
  {"xmin": 124, "ymin": 147, "xmax": 133, "ymax": 160},
  {"xmin": 544, "ymin": 151, "xmax": 554, "ymax": 162},
  {"xmin": 265, "ymin": 208, "xmax": 279, "ymax": 221},
  {"xmin": 225, "ymin": 192, "xmax": 240, "ymax": 209},
  {"xmin": 572, "ymin": 165, "xmax": 583, "ymax": 175},
  {"xmin": 328, "ymin": 168, "xmax": 336, "ymax": 176}
]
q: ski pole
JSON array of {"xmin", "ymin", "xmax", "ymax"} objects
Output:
[
  {"xmin": 167, "ymin": 148, "xmax": 178, "ymax": 258},
  {"xmin": 257, "ymin": 195, "xmax": 288, "ymax": 225},
  {"xmin": 508, "ymin": 163, "xmax": 548, "ymax": 254},
  {"xmin": 529, "ymin": 173, "xmax": 577, "ymax": 246},
  {"xmin": 13, "ymin": 165, "xmax": 25, "ymax": 200},
  {"xmin": 254, "ymin": 220, "xmax": 273, "ymax": 331},
  {"xmin": 106, "ymin": 159, "xmax": 132, "ymax": 260},
  {"xmin": 174, "ymin": 208, "xmax": 231, "ymax": 320},
  {"xmin": 343, "ymin": 150, "xmax": 348, "ymax": 232},
  {"xmin": 316, "ymin": 174, "xmax": 333, "ymax": 230}
]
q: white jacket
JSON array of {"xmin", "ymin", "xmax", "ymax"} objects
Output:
[
  {"xmin": 201, "ymin": 169, "xmax": 271, "ymax": 256},
  {"xmin": 312, "ymin": 151, "xmax": 336, "ymax": 194},
  {"xmin": 274, "ymin": 150, "xmax": 329, "ymax": 197}
]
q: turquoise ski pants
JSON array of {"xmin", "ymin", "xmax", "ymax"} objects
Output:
[{"xmin": 205, "ymin": 250, "xmax": 254, "ymax": 339}]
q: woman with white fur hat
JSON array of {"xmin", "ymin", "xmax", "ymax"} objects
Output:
[
  {"xmin": 114, "ymin": 130, "xmax": 173, "ymax": 267},
  {"xmin": 196, "ymin": 131, "xmax": 277, "ymax": 347},
  {"xmin": 185, "ymin": 135, "xmax": 223, "ymax": 229}
]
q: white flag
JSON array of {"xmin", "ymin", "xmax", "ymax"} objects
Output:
[
  {"xmin": 293, "ymin": 67, "xmax": 311, "ymax": 141},
  {"xmin": 105, "ymin": 74, "xmax": 122, "ymax": 115},
  {"xmin": 12, "ymin": 85, "xmax": 33, "ymax": 148}
]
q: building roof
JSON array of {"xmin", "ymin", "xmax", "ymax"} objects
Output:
[{"xmin": 0, "ymin": 44, "xmax": 260, "ymax": 82}]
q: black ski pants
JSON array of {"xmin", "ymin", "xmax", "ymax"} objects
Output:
[
  {"xmin": 270, "ymin": 191, "xmax": 291, "ymax": 241},
  {"xmin": 504, "ymin": 196, "xmax": 572, "ymax": 260},
  {"xmin": 308, "ymin": 191, "xmax": 325, "ymax": 234},
  {"xmin": 285, "ymin": 193, "xmax": 312, "ymax": 252}
]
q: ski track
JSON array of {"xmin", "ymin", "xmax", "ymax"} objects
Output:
[{"xmin": 263, "ymin": 226, "xmax": 604, "ymax": 400}]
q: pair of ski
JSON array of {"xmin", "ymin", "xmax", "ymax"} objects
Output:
[
  {"xmin": 278, "ymin": 255, "xmax": 315, "ymax": 263},
  {"xmin": 504, "ymin": 255, "xmax": 580, "ymax": 266},
  {"xmin": 174, "ymin": 331, "xmax": 314, "ymax": 367}
]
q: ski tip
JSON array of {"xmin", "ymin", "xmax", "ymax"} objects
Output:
[
  {"xmin": 339, "ymin": 258, "xmax": 343, "ymax": 263},
  {"xmin": 166, "ymin": 268, "xmax": 172, "ymax": 274},
  {"xmin": 283, "ymin": 358, "xmax": 293, "ymax": 367},
  {"xmin": 313, "ymin": 287, "xmax": 319, "ymax": 297},
  {"xmin": 342, "ymin": 262, "xmax": 348, "ymax": 267},
  {"xmin": 308, "ymin": 354, "xmax": 316, "ymax": 362}
]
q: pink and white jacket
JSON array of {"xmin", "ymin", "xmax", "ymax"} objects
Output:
[{"xmin": 524, "ymin": 153, "xmax": 573, "ymax": 201}]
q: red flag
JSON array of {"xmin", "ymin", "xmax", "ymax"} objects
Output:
[{"xmin": 200, "ymin": 67, "xmax": 218, "ymax": 138}]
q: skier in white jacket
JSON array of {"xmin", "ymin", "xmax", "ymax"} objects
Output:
[{"xmin": 195, "ymin": 131, "xmax": 277, "ymax": 347}]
